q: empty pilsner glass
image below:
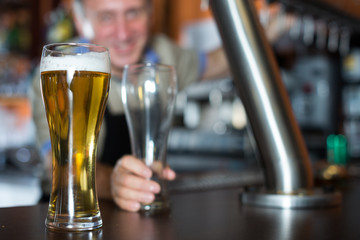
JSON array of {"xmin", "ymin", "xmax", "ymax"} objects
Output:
[{"xmin": 121, "ymin": 62, "xmax": 177, "ymax": 214}]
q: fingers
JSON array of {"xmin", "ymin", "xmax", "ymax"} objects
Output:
[
  {"xmin": 113, "ymin": 198, "xmax": 141, "ymax": 212},
  {"xmin": 115, "ymin": 155, "xmax": 176, "ymax": 182},
  {"xmin": 117, "ymin": 155, "xmax": 152, "ymax": 179},
  {"xmin": 113, "ymin": 170, "xmax": 160, "ymax": 193},
  {"xmin": 163, "ymin": 166, "xmax": 176, "ymax": 181},
  {"xmin": 114, "ymin": 185, "xmax": 155, "ymax": 204},
  {"xmin": 111, "ymin": 186, "xmax": 155, "ymax": 212},
  {"xmin": 110, "ymin": 155, "xmax": 177, "ymax": 212},
  {"xmin": 111, "ymin": 155, "xmax": 159, "ymax": 212}
]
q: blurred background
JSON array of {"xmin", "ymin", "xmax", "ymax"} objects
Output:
[{"xmin": 1, "ymin": 0, "xmax": 360, "ymax": 207}]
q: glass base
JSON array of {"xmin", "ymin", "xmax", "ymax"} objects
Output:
[
  {"xmin": 45, "ymin": 213, "xmax": 103, "ymax": 232},
  {"xmin": 140, "ymin": 198, "xmax": 170, "ymax": 215}
]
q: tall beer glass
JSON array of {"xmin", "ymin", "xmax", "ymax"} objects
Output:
[{"xmin": 40, "ymin": 43, "xmax": 110, "ymax": 231}]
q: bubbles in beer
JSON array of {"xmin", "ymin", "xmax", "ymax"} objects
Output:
[{"xmin": 40, "ymin": 51, "xmax": 110, "ymax": 73}]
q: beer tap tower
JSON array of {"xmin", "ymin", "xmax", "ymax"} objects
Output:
[{"xmin": 207, "ymin": 0, "xmax": 343, "ymax": 208}]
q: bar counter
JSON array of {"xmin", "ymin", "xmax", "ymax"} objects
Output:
[{"xmin": 1, "ymin": 172, "xmax": 360, "ymax": 240}]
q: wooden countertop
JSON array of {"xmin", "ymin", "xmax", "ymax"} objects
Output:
[{"xmin": 0, "ymin": 174, "xmax": 360, "ymax": 240}]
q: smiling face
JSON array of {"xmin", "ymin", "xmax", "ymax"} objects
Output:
[{"xmin": 77, "ymin": 0, "xmax": 151, "ymax": 77}]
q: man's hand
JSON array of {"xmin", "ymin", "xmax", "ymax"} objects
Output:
[{"xmin": 110, "ymin": 155, "xmax": 176, "ymax": 212}]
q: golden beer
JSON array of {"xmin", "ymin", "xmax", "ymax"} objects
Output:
[
  {"xmin": 41, "ymin": 43, "xmax": 110, "ymax": 231},
  {"xmin": 41, "ymin": 70, "xmax": 109, "ymax": 221}
]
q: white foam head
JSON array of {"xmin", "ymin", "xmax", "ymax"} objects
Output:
[{"xmin": 40, "ymin": 51, "xmax": 111, "ymax": 73}]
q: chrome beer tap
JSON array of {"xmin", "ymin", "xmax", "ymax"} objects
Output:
[{"xmin": 208, "ymin": 0, "xmax": 341, "ymax": 208}]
